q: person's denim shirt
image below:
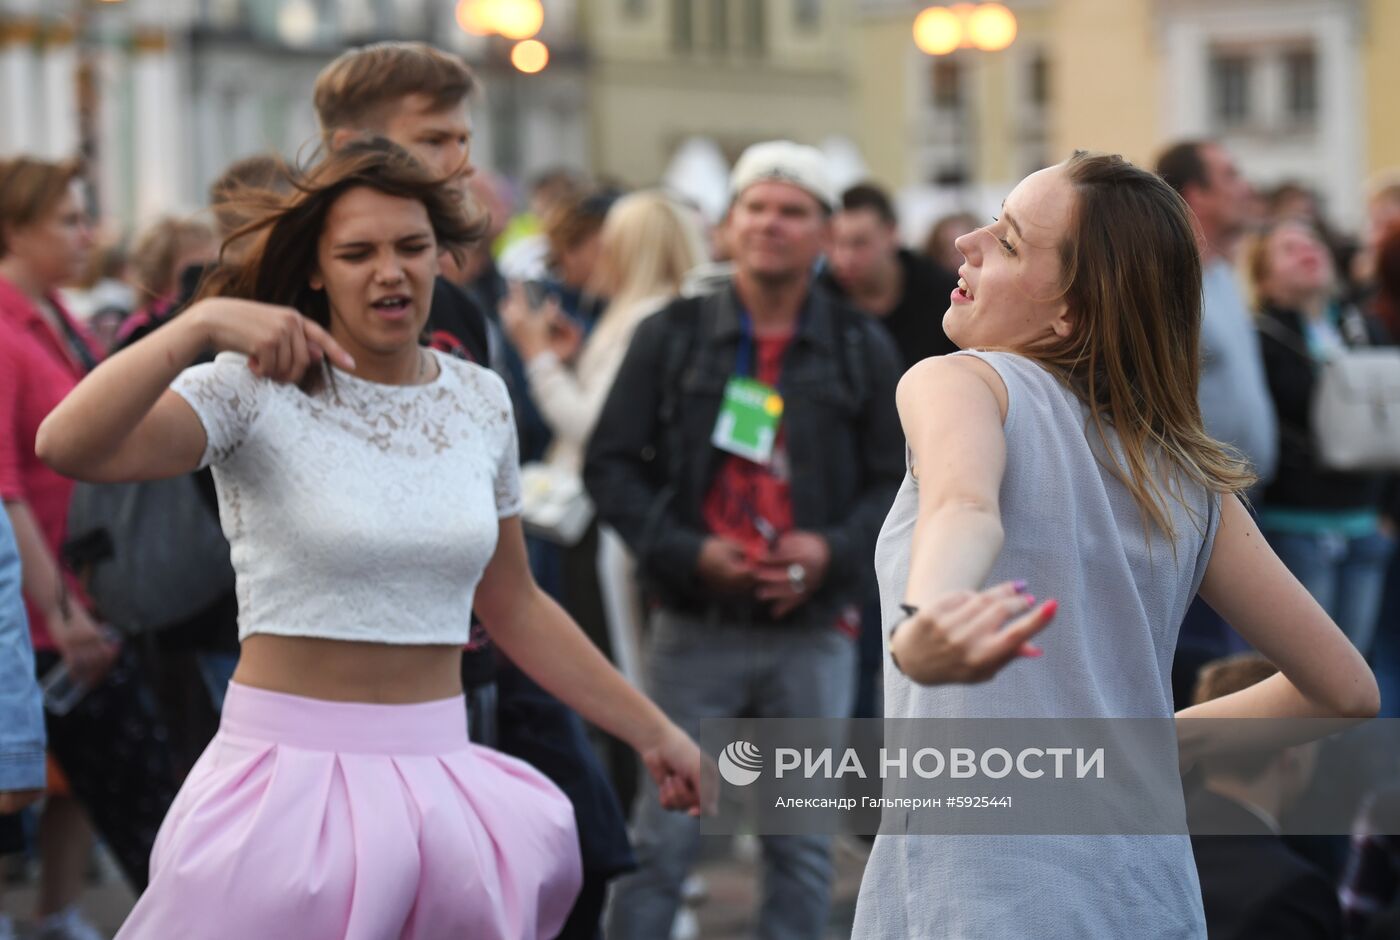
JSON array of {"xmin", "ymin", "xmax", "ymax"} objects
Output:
[{"xmin": 0, "ymin": 508, "xmax": 45, "ymax": 791}]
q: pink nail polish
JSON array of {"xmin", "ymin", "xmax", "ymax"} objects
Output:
[
  {"xmin": 1013, "ymin": 579, "xmax": 1028, "ymax": 592},
  {"xmin": 1024, "ymin": 595, "xmax": 1035, "ymax": 606},
  {"xmin": 1043, "ymin": 599, "xmax": 1059, "ymax": 617},
  {"xmin": 1022, "ymin": 646, "xmax": 1044, "ymax": 658}
]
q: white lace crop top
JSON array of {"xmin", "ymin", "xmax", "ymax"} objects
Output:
[{"xmin": 170, "ymin": 350, "xmax": 522, "ymax": 645}]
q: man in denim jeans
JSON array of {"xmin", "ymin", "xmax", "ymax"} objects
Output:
[
  {"xmin": 586, "ymin": 142, "xmax": 904, "ymax": 939},
  {"xmin": 0, "ymin": 508, "xmax": 45, "ymax": 939}
]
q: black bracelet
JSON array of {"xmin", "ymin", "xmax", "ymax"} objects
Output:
[{"xmin": 888, "ymin": 604, "xmax": 918, "ymax": 674}]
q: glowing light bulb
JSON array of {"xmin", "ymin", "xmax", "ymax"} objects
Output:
[
  {"xmin": 494, "ymin": 0, "xmax": 544, "ymax": 41},
  {"xmin": 913, "ymin": 7, "xmax": 962, "ymax": 57},
  {"xmin": 511, "ymin": 39, "xmax": 550, "ymax": 74},
  {"xmin": 968, "ymin": 3, "xmax": 1017, "ymax": 52},
  {"xmin": 455, "ymin": 0, "xmax": 496, "ymax": 36}
]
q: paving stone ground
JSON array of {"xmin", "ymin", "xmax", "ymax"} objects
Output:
[{"xmin": 1, "ymin": 837, "xmax": 869, "ymax": 939}]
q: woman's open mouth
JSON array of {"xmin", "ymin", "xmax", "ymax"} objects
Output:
[
  {"xmin": 952, "ymin": 277, "xmax": 975, "ymax": 304},
  {"xmin": 370, "ymin": 294, "xmax": 413, "ymax": 320}
]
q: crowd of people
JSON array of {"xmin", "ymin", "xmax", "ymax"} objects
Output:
[{"xmin": 0, "ymin": 36, "xmax": 1396, "ymax": 940}]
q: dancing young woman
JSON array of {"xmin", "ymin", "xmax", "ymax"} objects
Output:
[
  {"xmin": 854, "ymin": 152, "xmax": 1378, "ymax": 937},
  {"xmin": 37, "ymin": 141, "xmax": 707, "ymax": 940}
]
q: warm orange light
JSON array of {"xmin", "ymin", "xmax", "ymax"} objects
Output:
[
  {"xmin": 455, "ymin": 0, "xmax": 495, "ymax": 35},
  {"xmin": 968, "ymin": 3, "xmax": 1017, "ymax": 52},
  {"xmin": 511, "ymin": 39, "xmax": 549, "ymax": 74},
  {"xmin": 494, "ymin": 0, "xmax": 544, "ymax": 40},
  {"xmin": 913, "ymin": 6, "xmax": 962, "ymax": 56}
]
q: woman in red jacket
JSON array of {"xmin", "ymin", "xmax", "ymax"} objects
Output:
[{"xmin": 0, "ymin": 156, "xmax": 176, "ymax": 937}]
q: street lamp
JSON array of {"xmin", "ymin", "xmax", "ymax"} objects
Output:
[
  {"xmin": 913, "ymin": 3, "xmax": 1017, "ymax": 55},
  {"xmin": 455, "ymin": 0, "xmax": 544, "ymax": 41},
  {"xmin": 510, "ymin": 39, "xmax": 549, "ymax": 74}
]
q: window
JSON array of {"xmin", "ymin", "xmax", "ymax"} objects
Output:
[
  {"xmin": 671, "ymin": 0, "xmax": 693, "ymax": 51},
  {"xmin": 1284, "ymin": 48, "xmax": 1317, "ymax": 124},
  {"xmin": 1028, "ymin": 51, "xmax": 1049, "ymax": 109},
  {"xmin": 932, "ymin": 59, "xmax": 964, "ymax": 112},
  {"xmin": 794, "ymin": 0, "xmax": 820, "ymax": 31},
  {"xmin": 1210, "ymin": 52, "xmax": 1251, "ymax": 128},
  {"xmin": 744, "ymin": 0, "xmax": 768, "ymax": 56},
  {"xmin": 709, "ymin": 0, "xmax": 729, "ymax": 52}
]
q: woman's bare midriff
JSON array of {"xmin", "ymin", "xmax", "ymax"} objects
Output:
[{"xmin": 233, "ymin": 635, "xmax": 465, "ymax": 704}]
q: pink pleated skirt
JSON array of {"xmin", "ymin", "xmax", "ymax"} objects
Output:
[{"xmin": 116, "ymin": 682, "xmax": 582, "ymax": 940}]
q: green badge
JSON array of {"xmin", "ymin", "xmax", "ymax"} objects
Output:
[{"xmin": 712, "ymin": 376, "xmax": 784, "ymax": 464}]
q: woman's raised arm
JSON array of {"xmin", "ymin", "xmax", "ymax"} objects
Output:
[{"xmin": 37, "ymin": 298, "xmax": 353, "ymax": 483}]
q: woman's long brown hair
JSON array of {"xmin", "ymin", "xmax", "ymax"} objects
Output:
[
  {"xmin": 198, "ymin": 138, "xmax": 485, "ymax": 336},
  {"xmin": 1027, "ymin": 151, "xmax": 1256, "ymax": 543}
]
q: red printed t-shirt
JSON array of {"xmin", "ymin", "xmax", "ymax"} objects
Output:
[
  {"xmin": 0, "ymin": 276, "xmax": 103, "ymax": 650},
  {"xmin": 702, "ymin": 333, "xmax": 794, "ymax": 564}
]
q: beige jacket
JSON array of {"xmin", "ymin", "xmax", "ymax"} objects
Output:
[{"xmin": 524, "ymin": 293, "xmax": 672, "ymax": 475}]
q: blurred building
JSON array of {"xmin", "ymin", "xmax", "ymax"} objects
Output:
[
  {"xmin": 585, "ymin": 0, "xmax": 858, "ymax": 187},
  {"xmin": 0, "ymin": 0, "xmax": 586, "ymax": 230},
  {"xmin": 853, "ymin": 0, "xmax": 1400, "ymax": 227},
  {"xmin": 5, "ymin": 0, "xmax": 1400, "ymax": 234}
]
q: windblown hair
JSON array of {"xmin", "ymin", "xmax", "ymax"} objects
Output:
[
  {"xmin": 199, "ymin": 138, "xmax": 485, "ymax": 338},
  {"xmin": 313, "ymin": 42, "xmax": 476, "ymax": 140},
  {"xmin": 1027, "ymin": 152, "xmax": 1255, "ymax": 542},
  {"xmin": 0, "ymin": 156, "xmax": 83, "ymax": 258}
]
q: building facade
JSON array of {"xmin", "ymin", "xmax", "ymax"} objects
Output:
[
  {"xmin": 6, "ymin": 0, "xmax": 1400, "ymax": 235},
  {"xmin": 853, "ymin": 0, "xmax": 1400, "ymax": 228},
  {"xmin": 584, "ymin": 0, "xmax": 858, "ymax": 190},
  {"xmin": 0, "ymin": 0, "xmax": 588, "ymax": 231}
]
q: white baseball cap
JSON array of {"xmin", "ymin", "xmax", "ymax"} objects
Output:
[{"xmin": 729, "ymin": 141, "xmax": 837, "ymax": 212}]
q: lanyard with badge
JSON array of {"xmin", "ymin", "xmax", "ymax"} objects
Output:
[{"xmin": 710, "ymin": 308, "xmax": 790, "ymax": 466}]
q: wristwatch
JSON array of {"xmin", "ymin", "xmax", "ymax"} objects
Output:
[{"xmin": 888, "ymin": 603, "xmax": 918, "ymax": 674}]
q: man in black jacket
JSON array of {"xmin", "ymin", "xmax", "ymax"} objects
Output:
[
  {"xmin": 587, "ymin": 141, "xmax": 904, "ymax": 939},
  {"xmin": 822, "ymin": 181, "xmax": 959, "ymax": 371}
]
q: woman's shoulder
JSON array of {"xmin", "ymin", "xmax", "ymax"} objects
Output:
[
  {"xmin": 945, "ymin": 349, "xmax": 1055, "ymax": 394},
  {"xmin": 173, "ymin": 352, "xmax": 280, "ymax": 413},
  {"xmin": 434, "ymin": 348, "xmax": 503, "ymax": 390},
  {"xmin": 433, "ymin": 351, "xmax": 513, "ymax": 416}
]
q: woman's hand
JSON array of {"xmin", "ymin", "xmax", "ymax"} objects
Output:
[
  {"xmin": 47, "ymin": 600, "xmax": 118, "ymax": 688},
  {"xmin": 891, "ymin": 580, "xmax": 1056, "ymax": 686},
  {"xmin": 501, "ymin": 282, "xmax": 566, "ymax": 362},
  {"xmin": 190, "ymin": 298, "xmax": 355, "ymax": 383},
  {"xmin": 639, "ymin": 721, "xmax": 717, "ymax": 817},
  {"xmin": 546, "ymin": 313, "xmax": 583, "ymax": 364}
]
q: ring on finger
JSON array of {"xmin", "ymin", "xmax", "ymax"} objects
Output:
[{"xmin": 787, "ymin": 562, "xmax": 806, "ymax": 593}]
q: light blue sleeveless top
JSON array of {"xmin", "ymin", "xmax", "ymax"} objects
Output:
[{"xmin": 853, "ymin": 351, "xmax": 1219, "ymax": 939}]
